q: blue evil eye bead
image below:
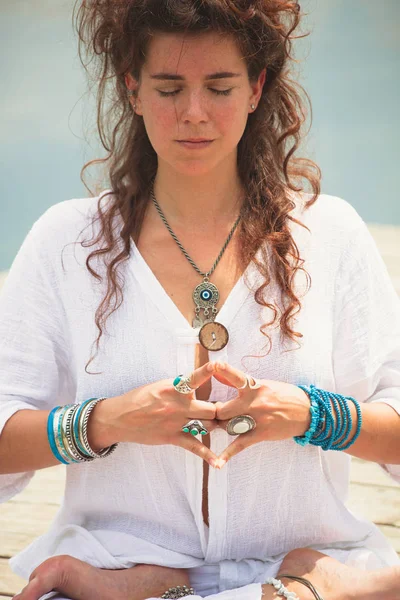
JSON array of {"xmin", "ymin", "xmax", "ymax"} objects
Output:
[{"xmin": 200, "ymin": 289, "xmax": 213, "ymax": 302}]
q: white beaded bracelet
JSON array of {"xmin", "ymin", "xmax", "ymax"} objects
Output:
[{"xmin": 262, "ymin": 577, "xmax": 300, "ymax": 599}]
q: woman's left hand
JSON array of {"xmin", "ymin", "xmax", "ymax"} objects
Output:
[{"xmin": 212, "ymin": 361, "xmax": 312, "ymax": 468}]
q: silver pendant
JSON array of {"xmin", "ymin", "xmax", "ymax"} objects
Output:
[
  {"xmin": 192, "ymin": 277, "xmax": 220, "ymax": 328},
  {"xmin": 193, "ymin": 278, "xmax": 219, "ymax": 316},
  {"xmin": 192, "ymin": 277, "xmax": 229, "ymax": 350}
]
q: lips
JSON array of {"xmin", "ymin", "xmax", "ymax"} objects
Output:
[{"xmin": 177, "ymin": 139, "xmax": 213, "ymax": 142}]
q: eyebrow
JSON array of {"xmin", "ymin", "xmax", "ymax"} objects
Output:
[{"xmin": 149, "ymin": 71, "xmax": 242, "ymax": 81}]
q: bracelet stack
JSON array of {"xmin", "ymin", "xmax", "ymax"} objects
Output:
[
  {"xmin": 293, "ymin": 385, "xmax": 362, "ymax": 451},
  {"xmin": 47, "ymin": 397, "xmax": 118, "ymax": 464}
]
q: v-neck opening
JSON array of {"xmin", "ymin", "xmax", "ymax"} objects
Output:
[{"xmin": 128, "ymin": 239, "xmax": 260, "ymax": 332}]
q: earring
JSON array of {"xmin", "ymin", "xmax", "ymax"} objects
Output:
[
  {"xmin": 251, "ymin": 104, "xmax": 256, "ymax": 110},
  {"xmin": 133, "ymin": 104, "xmax": 136, "ymax": 111},
  {"xmin": 127, "ymin": 90, "xmax": 135, "ymax": 97}
]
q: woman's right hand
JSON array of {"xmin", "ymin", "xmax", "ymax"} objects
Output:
[
  {"xmin": 13, "ymin": 555, "xmax": 192, "ymax": 600},
  {"xmin": 89, "ymin": 361, "xmax": 220, "ymax": 467}
]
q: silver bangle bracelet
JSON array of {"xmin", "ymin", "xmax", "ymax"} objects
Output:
[
  {"xmin": 61, "ymin": 405, "xmax": 94, "ymax": 463},
  {"xmin": 53, "ymin": 405, "xmax": 80, "ymax": 464},
  {"xmin": 51, "ymin": 399, "xmax": 118, "ymax": 465},
  {"xmin": 79, "ymin": 398, "xmax": 118, "ymax": 459},
  {"xmin": 161, "ymin": 585, "xmax": 195, "ymax": 598}
]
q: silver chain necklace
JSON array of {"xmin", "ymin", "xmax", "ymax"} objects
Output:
[{"xmin": 150, "ymin": 179, "xmax": 241, "ymax": 350}]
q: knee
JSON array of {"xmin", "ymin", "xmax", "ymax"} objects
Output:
[{"xmin": 278, "ymin": 548, "xmax": 326, "ymax": 576}]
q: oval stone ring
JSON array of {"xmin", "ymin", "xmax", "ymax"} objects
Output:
[{"xmin": 226, "ymin": 415, "xmax": 257, "ymax": 436}]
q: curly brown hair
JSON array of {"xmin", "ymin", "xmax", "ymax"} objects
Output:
[{"xmin": 72, "ymin": 0, "xmax": 321, "ymax": 374}]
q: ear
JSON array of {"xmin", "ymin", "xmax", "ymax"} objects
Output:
[
  {"xmin": 125, "ymin": 72, "xmax": 141, "ymax": 114},
  {"xmin": 249, "ymin": 67, "xmax": 266, "ymax": 111}
]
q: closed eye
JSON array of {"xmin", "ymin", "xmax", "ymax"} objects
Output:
[{"xmin": 157, "ymin": 89, "xmax": 233, "ymax": 97}]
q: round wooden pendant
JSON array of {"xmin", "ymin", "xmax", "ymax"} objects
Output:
[{"xmin": 198, "ymin": 321, "xmax": 229, "ymax": 352}]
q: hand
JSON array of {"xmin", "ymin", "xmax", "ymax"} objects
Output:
[
  {"xmin": 212, "ymin": 361, "xmax": 311, "ymax": 467},
  {"xmin": 93, "ymin": 361, "xmax": 220, "ymax": 467},
  {"xmin": 13, "ymin": 555, "xmax": 191, "ymax": 600},
  {"xmin": 273, "ymin": 548, "xmax": 388, "ymax": 600}
]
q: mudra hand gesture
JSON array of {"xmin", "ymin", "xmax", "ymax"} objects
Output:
[
  {"xmin": 92, "ymin": 360, "xmax": 311, "ymax": 469},
  {"xmin": 210, "ymin": 361, "xmax": 311, "ymax": 468}
]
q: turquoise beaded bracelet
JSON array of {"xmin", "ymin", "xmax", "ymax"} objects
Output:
[{"xmin": 294, "ymin": 385, "xmax": 362, "ymax": 451}]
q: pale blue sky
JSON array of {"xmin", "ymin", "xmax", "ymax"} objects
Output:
[{"xmin": 0, "ymin": 0, "xmax": 399, "ymax": 269}]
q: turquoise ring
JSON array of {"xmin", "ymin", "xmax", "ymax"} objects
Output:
[
  {"xmin": 182, "ymin": 419, "xmax": 209, "ymax": 436},
  {"xmin": 173, "ymin": 374, "xmax": 195, "ymax": 395}
]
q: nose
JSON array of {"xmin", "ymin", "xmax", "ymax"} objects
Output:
[{"xmin": 180, "ymin": 90, "xmax": 209, "ymax": 124}]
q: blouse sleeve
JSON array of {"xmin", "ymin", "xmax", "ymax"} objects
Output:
[
  {"xmin": 0, "ymin": 208, "xmax": 76, "ymax": 502},
  {"xmin": 332, "ymin": 216, "xmax": 400, "ymax": 483}
]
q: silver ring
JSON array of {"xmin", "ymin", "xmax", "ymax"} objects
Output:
[
  {"xmin": 182, "ymin": 419, "xmax": 208, "ymax": 436},
  {"xmin": 236, "ymin": 374, "xmax": 261, "ymax": 390},
  {"xmin": 173, "ymin": 374, "xmax": 195, "ymax": 395},
  {"xmin": 226, "ymin": 415, "xmax": 256, "ymax": 436}
]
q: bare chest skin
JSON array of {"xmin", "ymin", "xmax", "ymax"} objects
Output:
[{"xmin": 136, "ymin": 216, "xmax": 245, "ymax": 527}]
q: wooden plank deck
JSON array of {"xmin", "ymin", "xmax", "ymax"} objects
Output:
[{"xmin": 1, "ymin": 223, "xmax": 400, "ymax": 596}]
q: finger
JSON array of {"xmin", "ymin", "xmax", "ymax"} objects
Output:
[
  {"xmin": 213, "ymin": 362, "xmax": 248, "ymax": 389},
  {"xmin": 176, "ymin": 435, "xmax": 220, "ymax": 468},
  {"xmin": 187, "ymin": 361, "xmax": 217, "ymax": 390},
  {"xmin": 217, "ymin": 430, "xmax": 259, "ymax": 468},
  {"xmin": 187, "ymin": 398, "xmax": 217, "ymax": 420},
  {"xmin": 181, "ymin": 418, "xmax": 219, "ymax": 434},
  {"xmin": 214, "ymin": 399, "xmax": 247, "ymax": 421}
]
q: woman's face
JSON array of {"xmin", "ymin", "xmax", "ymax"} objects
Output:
[{"xmin": 126, "ymin": 31, "xmax": 265, "ymax": 177}]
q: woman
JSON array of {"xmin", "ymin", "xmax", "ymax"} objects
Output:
[{"xmin": 1, "ymin": 1, "xmax": 399, "ymax": 599}]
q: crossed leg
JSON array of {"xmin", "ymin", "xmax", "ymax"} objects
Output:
[{"xmin": 14, "ymin": 549, "xmax": 400, "ymax": 600}]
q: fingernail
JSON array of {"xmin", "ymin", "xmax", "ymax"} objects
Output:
[
  {"xmin": 217, "ymin": 459, "xmax": 226, "ymax": 469},
  {"xmin": 209, "ymin": 459, "xmax": 218, "ymax": 468}
]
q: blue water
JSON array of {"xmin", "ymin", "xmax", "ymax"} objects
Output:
[{"xmin": 1, "ymin": 0, "xmax": 399, "ymax": 269}]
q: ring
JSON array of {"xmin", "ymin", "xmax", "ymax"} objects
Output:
[
  {"xmin": 226, "ymin": 415, "xmax": 256, "ymax": 436},
  {"xmin": 182, "ymin": 419, "xmax": 208, "ymax": 436},
  {"xmin": 173, "ymin": 374, "xmax": 195, "ymax": 395},
  {"xmin": 236, "ymin": 374, "xmax": 261, "ymax": 390}
]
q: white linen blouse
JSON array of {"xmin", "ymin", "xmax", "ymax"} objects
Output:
[{"xmin": 1, "ymin": 191, "xmax": 400, "ymax": 600}]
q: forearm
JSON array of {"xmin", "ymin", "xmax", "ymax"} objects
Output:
[
  {"xmin": 342, "ymin": 401, "xmax": 400, "ymax": 464},
  {"xmin": 0, "ymin": 409, "xmax": 60, "ymax": 474},
  {"xmin": 0, "ymin": 397, "xmax": 119, "ymax": 475}
]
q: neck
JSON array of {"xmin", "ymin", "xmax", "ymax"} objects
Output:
[{"xmin": 151, "ymin": 162, "xmax": 244, "ymax": 227}]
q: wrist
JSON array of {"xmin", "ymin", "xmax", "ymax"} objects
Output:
[
  {"xmin": 86, "ymin": 396, "xmax": 122, "ymax": 452},
  {"xmin": 261, "ymin": 579, "xmax": 312, "ymax": 600}
]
